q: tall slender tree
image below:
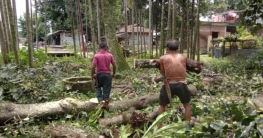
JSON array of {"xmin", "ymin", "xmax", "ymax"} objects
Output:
[
  {"xmin": 0, "ymin": 20, "xmax": 8, "ymax": 64},
  {"xmin": 124, "ymin": 0, "xmax": 128, "ymax": 47},
  {"xmin": 101, "ymin": 0, "xmax": 130, "ymax": 71},
  {"xmin": 96, "ymin": 0, "xmax": 101, "ymax": 43},
  {"xmin": 196, "ymin": 0, "xmax": 200, "ymax": 61},
  {"xmin": 190, "ymin": 0, "xmax": 194, "ymax": 59},
  {"xmin": 3, "ymin": 0, "xmax": 12, "ymax": 52},
  {"xmin": 159, "ymin": 0, "xmax": 165, "ymax": 56},
  {"xmin": 77, "ymin": 0, "xmax": 86, "ymax": 57},
  {"xmin": 35, "ymin": 0, "xmax": 39, "ymax": 50},
  {"xmin": 167, "ymin": 0, "xmax": 172, "ymax": 40},
  {"xmin": 85, "ymin": 0, "xmax": 89, "ymax": 60},
  {"xmin": 186, "ymin": 0, "xmax": 190, "ymax": 58},
  {"xmin": 88, "ymin": 0, "xmax": 96, "ymax": 54},
  {"xmin": 192, "ymin": 0, "xmax": 200, "ymax": 60},
  {"xmin": 12, "ymin": 0, "xmax": 19, "ymax": 50},
  {"xmin": 70, "ymin": 0, "xmax": 77, "ymax": 59},
  {"xmin": 172, "ymin": 0, "xmax": 177, "ymax": 39},
  {"xmin": 179, "ymin": 0, "xmax": 186, "ymax": 53},
  {"xmin": 7, "ymin": 0, "xmax": 19, "ymax": 65},
  {"xmin": 26, "ymin": 0, "xmax": 34, "ymax": 67},
  {"xmin": 0, "ymin": 0, "xmax": 9, "ymax": 58},
  {"xmin": 148, "ymin": 0, "xmax": 153, "ymax": 58},
  {"xmin": 44, "ymin": 0, "xmax": 48, "ymax": 53},
  {"xmin": 132, "ymin": 0, "xmax": 135, "ymax": 57}
]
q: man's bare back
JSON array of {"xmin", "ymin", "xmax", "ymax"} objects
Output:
[{"xmin": 160, "ymin": 53, "xmax": 187, "ymax": 84}]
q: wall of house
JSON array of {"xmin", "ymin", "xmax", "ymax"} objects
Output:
[
  {"xmin": 199, "ymin": 25, "xmax": 228, "ymax": 52},
  {"xmin": 126, "ymin": 33, "xmax": 149, "ymax": 46},
  {"xmin": 62, "ymin": 32, "xmax": 84, "ymax": 46}
]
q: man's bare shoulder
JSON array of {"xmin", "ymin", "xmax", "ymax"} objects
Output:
[{"xmin": 159, "ymin": 54, "xmax": 169, "ymax": 60}]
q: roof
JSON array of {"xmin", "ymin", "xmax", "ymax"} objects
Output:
[
  {"xmin": 200, "ymin": 21, "xmax": 239, "ymax": 26},
  {"xmin": 116, "ymin": 24, "xmax": 150, "ymax": 34},
  {"xmin": 46, "ymin": 30, "xmax": 70, "ymax": 36}
]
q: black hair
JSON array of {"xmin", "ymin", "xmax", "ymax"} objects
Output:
[
  {"xmin": 165, "ymin": 39, "xmax": 179, "ymax": 51},
  {"xmin": 99, "ymin": 42, "xmax": 107, "ymax": 49}
]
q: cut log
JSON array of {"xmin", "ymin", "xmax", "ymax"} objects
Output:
[
  {"xmin": 134, "ymin": 58, "xmax": 203, "ymax": 74},
  {"xmin": 0, "ymin": 93, "xmax": 159, "ymax": 124},
  {"xmin": 99, "ymin": 107, "xmax": 159, "ymax": 128},
  {"xmin": 43, "ymin": 125, "xmax": 100, "ymax": 138}
]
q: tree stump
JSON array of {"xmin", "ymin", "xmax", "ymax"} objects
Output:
[{"xmin": 62, "ymin": 76, "xmax": 94, "ymax": 93}]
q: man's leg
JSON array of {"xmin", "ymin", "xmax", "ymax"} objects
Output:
[
  {"xmin": 102, "ymin": 73, "xmax": 112, "ymax": 101},
  {"xmin": 95, "ymin": 85, "xmax": 103, "ymax": 102},
  {"xmin": 158, "ymin": 104, "xmax": 167, "ymax": 129},
  {"xmin": 183, "ymin": 103, "xmax": 191, "ymax": 122}
]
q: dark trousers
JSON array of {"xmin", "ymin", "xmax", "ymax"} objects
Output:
[{"xmin": 95, "ymin": 73, "xmax": 112, "ymax": 102}]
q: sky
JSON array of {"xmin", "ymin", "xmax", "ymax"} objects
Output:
[{"xmin": 16, "ymin": 0, "xmax": 26, "ymax": 18}]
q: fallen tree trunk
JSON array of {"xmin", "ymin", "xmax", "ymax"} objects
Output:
[{"xmin": 0, "ymin": 93, "xmax": 159, "ymax": 124}]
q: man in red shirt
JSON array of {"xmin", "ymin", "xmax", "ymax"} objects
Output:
[{"xmin": 91, "ymin": 42, "xmax": 116, "ymax": 103}]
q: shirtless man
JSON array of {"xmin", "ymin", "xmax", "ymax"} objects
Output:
[{"xmin": 158, "ymin": 39, "xmax": 191, "ymax": 128}]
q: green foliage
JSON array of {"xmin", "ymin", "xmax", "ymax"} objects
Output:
[
  {"xmin": 18, "ymin": 13, "xmax": 48, "ymax": 42},
  {"xmin": 0, "ymin": 59, "xmax": 89, "ymax": 104},
  {"xmin": 2, "ymin": 47, "xmax": 263, "ymax": 137},
  {"xmin": 8, "ymin": 48, "xmax": 48, "ymax": 67},
  {"xmin": 142, "ymin": 109, "xmax": 180, "ymax": 138},
  {"xmin": 223, "ymin": 34, "xmax": 239, "ymax": 41},
  {"xmin": 240, "ymin": 0, "xmax": 263, "ymax": 34},
  {"xmin": 236, "ymin": 26, "xmax": 263, "ymax": 48}
]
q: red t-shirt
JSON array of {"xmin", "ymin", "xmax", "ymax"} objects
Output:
[{"xmin": 92, "ymin": 50, "xmax": 115, "ymax": 74}]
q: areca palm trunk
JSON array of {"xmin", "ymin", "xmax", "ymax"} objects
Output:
[
  {"xmin": 196, "ymin": 0, "xmax": 200, "ymax": 61},
  {"xmin": 132, "ymin": 0, "xmax": 135, "ymax": 57},
  {"xmin": 159, "ymin": 0, "xmax": 165, "ymax": 56},
  {"xmin": 124, "ymin": 0, "xmax": 128, "ymax": 48},
  {"xmin": 44, "ymin": 0, "xmax": 47, "ymax": 53},
  {"xmin": 96, "ymin": 0, "xmax": 101, "ymax": 43},
  {"xmin": 192, "ymin": 0, "xmax": 200, "ymax": 60},
  {"xmin": 167, "ymin": 0, "xmax": 171, "ymax": 40},
  {"xmin": 143, "ymin": 17, "xmax": 146, "ymax": 58},
  {"xmin": 172, "ymin": 0, "xmax": 176, "ymax": 39},
  {"xmin": 0, "ymin": 0, "xmax": 9, "ymax": 58},
  {"xmin": 139, "ymin": 10, "xmax": 142, "ymax": 58},
  {"xmin": 190, "ymin": 0, "xmax": 194, "ymax": 59},
  {"xmin": 6, "ymin": 0, "xmax": 19, "ymax": 65},
  {"xmin": 71, "ymin": 0, "xmax": 77, "ymax": 59},
  {"xmin": 148, "ymin": 0, "xmax": 153, "ymax": 58},
  {"xmin": 26, "ymin": 0, "xmax": 34, "ymax": 67},
  {"xmin": 186, "ymin": 0, "xmax": 190, "ymax": 58},
  {"xmin": 0, "ymin": 21, "xmax": 8, "ymax": 64},
  {"xmin": 179, "ymin": 0, "xmax": 186, "ymax": 53},
  {"xmin": 85, "ymin": 0, "xmax": 89, "ymax": 60},
  {"xmin": 35, "ymin": 0, "xmax": 38, "ymax": 50},
  {"xmin": 101, "ymin": 0, "xmax": 130, "ymax": 71},
  {"xmin": 88, "ymin": 0, "xmax": 96, "ymax": 54},
  {"xmin": 77, "ymin": 0, "xmax": 86, "ymax": 58},
  {"xmin": 136, "ymin": 11, "xmax": 139, "ymax": 58},
  {"xmin": 12, "ymin": 0, "xmax": 19, "ymax": 50},
  {"xmin": 2, "ymin": 0, "xmax": 11, "ymax": 52}
]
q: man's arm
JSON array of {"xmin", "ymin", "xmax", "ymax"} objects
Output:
[
  {"xmin": 159, "ymin": 58, "xmax": 165, "ymax": 77},
  {"xmin": 91, "ymin": 63, "xmax": 96, "ymax": 80}
]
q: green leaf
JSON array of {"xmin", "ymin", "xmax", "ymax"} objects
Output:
[
  {"xmin": 143, "ymin": 110, "xmax": 174, "ymax": 137},
  {"xmin": 210, "ymin": 123, "xmax": 221, "ymax": 131},
  {"xmin": 0, "ymin": 87, "xmax": 3, "ymax": 97},
  {"xmin": 65, "ymin": 115, "xmax": 72, "ymax": 119},
  {"xmin": 257, "ymin": 127, "xmax": 263, "ymax": 136},
  {"xmin": 240, "ymin": 121, "xmax": 255, "ymax": 137}
]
